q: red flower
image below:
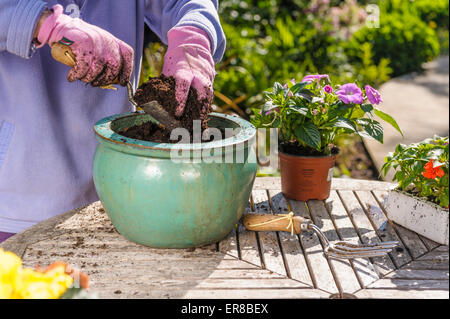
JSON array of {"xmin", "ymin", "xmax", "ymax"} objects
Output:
[{"xmin": 422, "ymin": 159, "xmax": 445, "ymax": 179}]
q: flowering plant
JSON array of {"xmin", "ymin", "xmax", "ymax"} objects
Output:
[
  {"xmin": 381, "ymin": 136, "xmax": 449, "ymax": 208},
  {"xmin": 0, "ymin": 248, "xmax": 90, "ymax": 299},
  {"xmin": 251, "ymin": 74, "xmax": 402, "ymax": 155}
]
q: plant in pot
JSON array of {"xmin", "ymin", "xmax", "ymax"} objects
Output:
[
  {"xmin": 381, "ymin": 136, "xmax": 449, "ymax": 245},
  {"xmin": 251, "ymin": 74, "xmax": 402, "ymax": 201},
  {"xmin": 92, "ymin": 76, "xmax": 257, "ymax": 249}
]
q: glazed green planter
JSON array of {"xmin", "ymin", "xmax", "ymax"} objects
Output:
[{"xmin": 93, "ymin": 112, "xmax": 257, "ymax": 248}]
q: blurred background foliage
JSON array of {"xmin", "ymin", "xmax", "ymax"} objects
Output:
[
  {"xmin": 139, "ymin": 0, "xmax": 449, "ymax": 178},
  {"xmin": 140, "ymin": 0, "xmax": 448, "ymax": 117}
]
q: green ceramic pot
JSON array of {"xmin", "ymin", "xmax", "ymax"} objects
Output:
[{"xmin": 93, "ymin": 112, "xmax": 257, "ymax": 248}]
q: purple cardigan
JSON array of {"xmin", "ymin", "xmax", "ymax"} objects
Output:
[{"xmin": 0, "ymin": 0, "xmax": 225, "ymax": 233}]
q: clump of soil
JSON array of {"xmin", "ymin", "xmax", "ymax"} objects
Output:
[
  {"xmin": 119, "ymin": 75, "xmax": 214, "ymax": 143},
  {"xmin": 120, "ymin": 121, "xmax": 171, "ymax": 143}
]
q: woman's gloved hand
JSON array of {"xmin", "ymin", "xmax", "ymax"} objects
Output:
[
  {"xmin": 36, "ymin": 4, "xmax": 134, "ymax": 87},
  {"xmin": 162, "ymin": 26, "xmax": 215, "ymax": 117}
]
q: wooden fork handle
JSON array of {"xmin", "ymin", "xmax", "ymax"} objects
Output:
[
  {"xmin": 50, "ymin": 42, "xmax": 118, "ymax": 90},
  {"xmin": 243, "ymin": 213, "xmax": 311, "ymax": 234}
]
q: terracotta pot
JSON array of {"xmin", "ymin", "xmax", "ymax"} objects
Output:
[{"xmin": 279, "ymin": 152, "xmax": 336, "ymax": 201}]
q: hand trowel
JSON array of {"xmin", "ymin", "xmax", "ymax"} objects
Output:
[{"xmin": 50, "ymin": 42, "xmax": 181, "ymax": 130}]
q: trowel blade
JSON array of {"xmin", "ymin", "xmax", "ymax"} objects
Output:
[{"xmin": 140, "ymin": 101, "xmax": 181, "ymax": 131}]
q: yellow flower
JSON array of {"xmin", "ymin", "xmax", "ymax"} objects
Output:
[
  {"xmin": 0, "ymin": 248, "xmax": 73, "ymax": 299},
  {"xmin": 0, "ymin": 248, "xmax": 22, "ymax": 299}
]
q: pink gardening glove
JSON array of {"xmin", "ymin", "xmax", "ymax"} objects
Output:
[
  {"xmin": 36, "ymin": 4, "xmax": 134, "ymax": 87},
  {"xmin": 162, "ymin": 26, "xmax": 215, "ymax": 117}
]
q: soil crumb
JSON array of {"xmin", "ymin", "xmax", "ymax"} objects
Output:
[{"xmin": 119, "ymin": 75, "xmax": 215, "ymax": 143}]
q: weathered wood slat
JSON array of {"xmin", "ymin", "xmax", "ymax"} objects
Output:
[
  {"xmin": 416, "ymin": 250, "xmax": 448, "ymax": 262},
  {"xmin": 418, "ymin": 236, "xmax": 441, "ymax": 251},
  {"xmin": 306, "ymin": 199, "xmax": 361, "ymax": 293},
  {"xmin": 355, "ymin": 289, "xmax": 449, "ymax": 299},
  {"xmin": 4, "ymin": 177, "xmax": 447, "ymax": 299},
  {"xmin": 91, "ymin": 287, "xmax": 329, "ymax": 299},
  {"xmin": 253, "ymin": 178, "xmax": 394, "ymax": 191},
  {"xmin": 337, "ymin": 190, "xmax": 396, "ymax": 276},
  {"xmin": 433, "ymin": 245, "xmax": 449, "ymax": 252},
  {"xmin": 354, "ymin": 190, "xmax": 412, "ymax": 267},
  {"xmin": 288, "ymin": 199, "xmax": 339, "ymax": 293},
  {"xmin": 324, "ymin": 191, "xmax": 380, "ymax": 288},
  {"xmin": 195, "ymin": 278, "xmax": 309, "ymax": 289},
  {"xmin": 181, "ymin": 288, "xmax": 330, "ymax": 299},
  {"xmin": 267, "ymin": 190, "xmax": 314, "ymax": 287},
  {"xmin": 218, "ymin": 224, "xmax": 239, "ymax": 259},
  {"xmin": 236, "ymin": 198, "xmax": 262, "ymax": 268},
  {"xmin": 251, "ymin": 189, "xmax": 288, "ymax": 277},
  {"xmin": 385, "ymin": 269, "xmax": 449, "ymax": 280},
  {"xmin": 368, "ymin": 279, "xmax": 449, "ymax": 290},
  {"xmin": 372, "ymin": 190, "xmax": 429, "ymax": 258},
  {"xmin": 401, "ymin": 260, "xmax": 449, "ymax": 271}
]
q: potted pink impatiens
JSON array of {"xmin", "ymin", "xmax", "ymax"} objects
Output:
[
  {"xmin": 252, "ymin": 74, "xmax": 402, "ymax": 201},
  {"xmin": 382, "ymin": 136, "xmax": 449, "ymax": 245}
]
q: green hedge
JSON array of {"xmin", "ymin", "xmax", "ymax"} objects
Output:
[
  {"xmin": 349, "ymin": 11, "xmax": 440, "ymax": 77},
  {"xmin": 212, "ymin": 0, "xmax": 446, "ymax": 116}
]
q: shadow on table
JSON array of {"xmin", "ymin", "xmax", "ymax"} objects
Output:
[{"xmin": 1, "ymin": 202, "xmax": 230, "ymax": 299}]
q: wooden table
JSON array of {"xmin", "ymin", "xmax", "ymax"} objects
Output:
[{"xmin": 2, "ymin": 178, "xmax": 448, "ymax": 299}]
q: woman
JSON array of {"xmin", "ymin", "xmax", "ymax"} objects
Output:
[{"xmin": 0, "ymin": 0, "xmax": 225, "ymax": 242}]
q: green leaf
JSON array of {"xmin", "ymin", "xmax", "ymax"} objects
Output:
[
  {"xmin": 294, "ymin": 122, "xmax": 321, "ymax": 150},
  {"xmin": 361, "ymin": 104, "xmax": 374, "ymax": 113},
  {"xmin": 290, "ymin": 82, "xmax": 308, "ymax": 94},
  {"xmin": 289, "ymin": 106, "xmax": 309, "ymax": 117},
  {"xmin": 263, "ymin": 91, "xmax": 275, "ymax": 100},
  {"xmin": 439, "ymin": 193, "xmax": 449, "ymax": 208},
  {"xmin": 262, "ymin": 101, "xmax": 279, "ymax": 113},
  {"xmin": 374, "ymin": 109, "xmax": 403, "ymax": 136},
  {"xmin": 273, "ymin": 82, "xmax": 283, "ymax": 95},
  {"xmin": 357, "ymin": 118, "xmax": 384, "ymax": 143},
  {"xmin": 330, "ymin": 118, "xmax": 358, "ymax": 132}
]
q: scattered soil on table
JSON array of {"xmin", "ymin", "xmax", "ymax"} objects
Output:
[{"xmin": 120, "ymin": 75, "xmax": 216, "ymax": 143}]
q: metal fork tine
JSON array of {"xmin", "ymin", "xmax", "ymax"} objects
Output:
[
  {"xmin": 335, "ymin": 241, "xmax": 399, "ymax": 249},
  {"xmin": 326, "ymin": 250, "xmax": 393, "ymax": 259},
  {"xmin": 329, "ymin": 246, "xmax": 394, "ymax": 255},
  {"xmin": 306, "ymin": 223, "xmax": 399, "ymax": 259},
  {"xmin": 334, "ymin": 241, "xmax": 398, "ymax": 252}
]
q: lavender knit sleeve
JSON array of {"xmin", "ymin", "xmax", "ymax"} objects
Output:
[
  {"xmin": 144, "ymin": 0, "xmax": 226, "ymax": 63},
  {"xmin": 0, "ymin": 0, "xmax": 47, "ymax": 58}
]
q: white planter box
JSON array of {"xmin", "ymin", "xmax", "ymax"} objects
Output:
[{"xmin": 385, "ymin": 188, "xmax": 449, "ymax": 245}]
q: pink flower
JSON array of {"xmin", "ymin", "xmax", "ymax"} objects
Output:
[
  {"xmin": 312, "ymin": 109, "xmax": 319, "ymax": 115},
  {"xmin": 324, "ymin": 85, "xmax": 333, "ymax": 93},
  {"xmin": 336, "ymin": 83, "xmax": 364, "ymax": 104},
  {"xmin": 302, "ymin": 74, "xmax": 330, "ymax": 83},
  {"xmin": 365, "ymin": 85, "xmax": 383, "ymax": 105}
]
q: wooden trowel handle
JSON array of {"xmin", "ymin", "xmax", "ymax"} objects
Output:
[
  {"xmin": 243, "ymin": 213, "xmax": 310, "ymax": 234},
  {"xmin": 50, "ymin": 43, "xmax": 118, "ymax": 90}
]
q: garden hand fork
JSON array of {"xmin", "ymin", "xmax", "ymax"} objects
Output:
[{"xmin": 243, "ymin": 212, "xmax": 398, "ymax": 259}]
